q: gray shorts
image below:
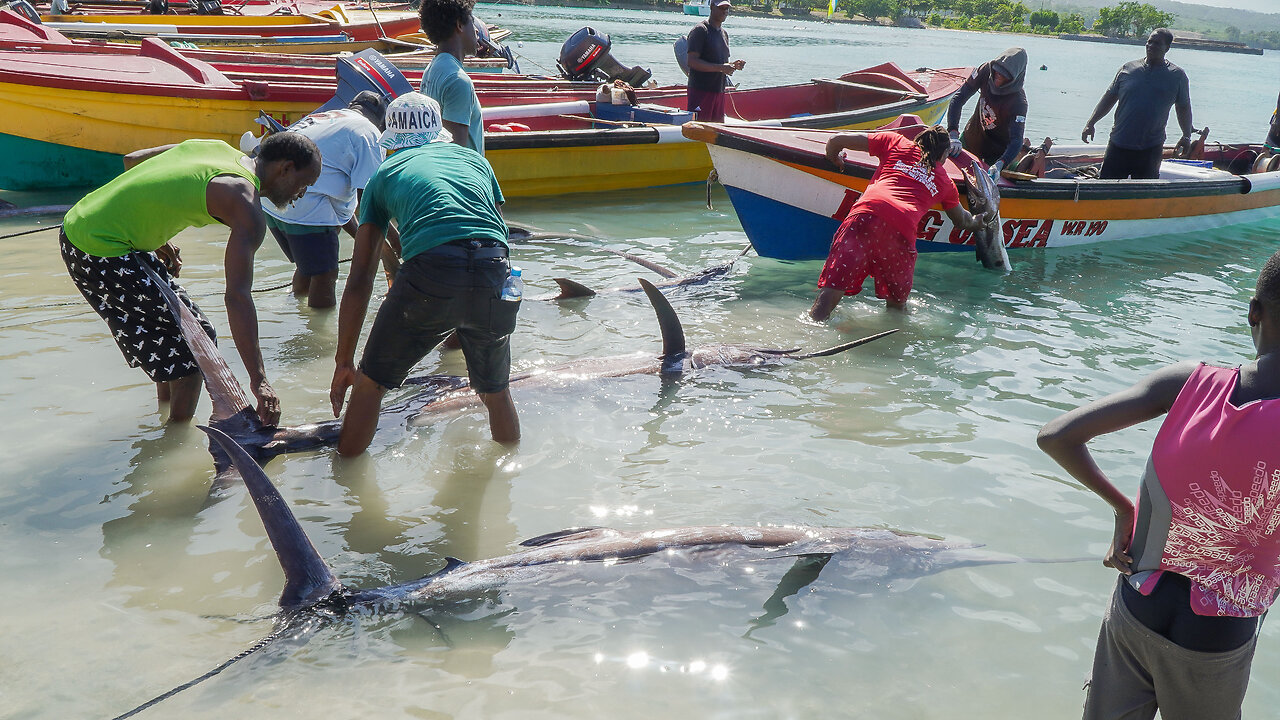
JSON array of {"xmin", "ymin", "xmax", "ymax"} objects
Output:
[
  {"xmin": 359, "ymin": 243, "xmax": 518, "ymax": 393},
  {"xmin": 1083, "ymin": 575, "xmax": 1259, "ymax": 720}
]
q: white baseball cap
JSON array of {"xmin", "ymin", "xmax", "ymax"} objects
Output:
[{"xmin": 379, "ymin": 92, "xmax": 453, "ymax": 150}]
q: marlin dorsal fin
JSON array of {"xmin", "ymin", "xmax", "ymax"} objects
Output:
[
  {"xmin": 200, "ymin": 426, "xmax": 342, "ymax": 609},
  {"xmin": 138, "ymin": 261, "xmax": 254, "ymax": 422},
  {"xmin": 518, "ymin": 527, "xmax": 606, "ymax": 547},
  {"xmin": 637, "ymin": 278, "xmax": 686, "ymax": 375},
  {"xmin": 553, "ymin": 277, "xmax": 597, "ymax": 299}
]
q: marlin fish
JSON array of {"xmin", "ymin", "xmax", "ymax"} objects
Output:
[
  {"xmin": 406, "ymin": 278, "xmax": 897, "ymax": 427},
  {"xmin": 107, "ymin": 423, "xmax": 1029, "ymax": 719},
  {"xmin": 965, "ymin": 159, "xmax": 1011, "ymax": 272},
  {"xmin": 147, "ymin": 264, "xmax": 890, "ymax": 477},
  {"xmin": 542, "ymin": 245, "xmax": 750, "ymax": 300}
]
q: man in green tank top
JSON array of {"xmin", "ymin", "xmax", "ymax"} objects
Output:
[{"xmin": 60, "ymin": 133, "xmax": 321, "ymax": 426}]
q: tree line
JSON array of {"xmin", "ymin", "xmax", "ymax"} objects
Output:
[{"xmin": 829, "ymin": 0, "xmax": 1174, "ymax": 38}]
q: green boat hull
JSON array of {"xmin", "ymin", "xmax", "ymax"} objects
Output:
[{"xmin": 0, "ymin": 133, "xmax": 123, "ymax": 191}]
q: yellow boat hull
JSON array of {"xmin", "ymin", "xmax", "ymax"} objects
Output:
[
  {"xmin": 0, "ymin": 80, "xmax": 949, "ymax": 196},
  {"xmin": 488, "ymin": 99, "xmax": 950, "ymax": 199}
]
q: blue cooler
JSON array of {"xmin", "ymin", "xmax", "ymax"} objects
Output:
[
  {"xmin": 594, "ymin": 102, "xmax": 634, "ymax": 123},
  {"xmin": 631, "ymin": 104, "xmax": 695, "ymax": 125}
]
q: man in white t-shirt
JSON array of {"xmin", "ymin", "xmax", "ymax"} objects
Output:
[{"xmin": 263, "ymin": 92, "xmax": 387, "ymax": 308}]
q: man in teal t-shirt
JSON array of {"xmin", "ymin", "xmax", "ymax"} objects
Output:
[
  {"xmin": 330, "ymin": 93, "xmax": 519, "ymax": 457},
  {"xmin": 418, "ymin": 0, "xmax": 485, "ymax": 154},
  {"xmin": 60, "ymin": 134, "xmax": 320, "ymax": 425}
]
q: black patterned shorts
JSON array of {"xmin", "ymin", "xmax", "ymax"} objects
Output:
[{"xmin": 61, "ymin": 233, "xmax": 216, "ymax": 382}]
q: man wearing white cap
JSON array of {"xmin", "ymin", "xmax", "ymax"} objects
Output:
[
  {"xmin": 684, "ymin": 0, "xmax": 745, "ymax": 123},
  {"xmin": 330, "ymin": 92, "xmax": 520, "ymax": 456}
]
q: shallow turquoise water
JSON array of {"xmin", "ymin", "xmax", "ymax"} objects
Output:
[{"xmin": 2, "ymin": 6, "xmax": 1280, "ymax": 719}]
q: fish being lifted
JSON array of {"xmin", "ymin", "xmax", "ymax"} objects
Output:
[
  {"xmin": 107, "ymin": 423, "xmax": 1048, "ymax": 719},
  {"xmin": 964, "ymin": 158, "xmax": 1011, "ymax": 272}
]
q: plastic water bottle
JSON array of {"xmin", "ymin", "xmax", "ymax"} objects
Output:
[{"xmin": 500, "ymin": 267, "xmax": 523, "ymax": 301}]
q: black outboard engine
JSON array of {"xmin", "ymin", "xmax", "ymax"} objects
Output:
[
  {"xmin": 188, "ymin": 0, "xmax": 222, "ymax": 14},
  {"xmin": 473, "ymin": 16, "xmax": 520, "ymax": 73},
  {"xmin": 557, "ymin": 27, "xmax": 651, "ymax": 87}
]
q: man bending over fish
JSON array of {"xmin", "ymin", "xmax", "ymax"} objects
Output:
[
  {"xmin": 809, "ymin": 125, "xmax": 990, "ymax": 322},
  {"xmin": 60, "ymin": 134, "xmax": 321, "ymax": 425},
  {"xmin": 330, "ymin": 93, "xmax": 520, "ymax": 456}
]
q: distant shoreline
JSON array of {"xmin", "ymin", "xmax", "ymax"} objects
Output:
[
  {"xmin": 482, "ymin": 1, "xmax": 1267, "ymax": 56},
  {"xmin": 1058, "ymin": 33, "xmax": 1263, "ymax": 56}
]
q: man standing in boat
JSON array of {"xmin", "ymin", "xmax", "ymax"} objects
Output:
[
  {"xmin": 808, "ymin": 126, "xmax": 991, "ymax": 322},
  {"xmin": 946, "ymin": 47, "xmax": 1028, "ymax": 180},
  {"xmin": 262, "ymin": 91, "xmax": 388, "ymax": 308},
  {"xmin": 419, "ymin": 0, "xmax": 486, "ymax": 154},
  {"xmin": 1081, "ymin": 28, "xmax": 1194, "ymax": 180},
  {"xmin": 330, "ymin": 93, "xmax": 520, "ymax": 457},
  {"xmin": 685, "ymin": 0, "xmax": 745, "ymax": 123},
  {"xmin": 60, "ymin": 134, "xmax": 321, "ymax": 425}
]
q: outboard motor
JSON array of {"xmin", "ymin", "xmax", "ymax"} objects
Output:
[
  {"xmin": 2, "ymin": 0, "xmax": 41, "ymax": 22},
  {"xmin": 473, "ymin": 16, "xmax": 520, "ymax": 73},
  {"xmin": 188, "ymin": 0, "xmax": 221, "ymax": 14},
  {"xmin": 557, "ymin": 27, "xmax": 651, "ymax": 87},
  {"xmin": 673, "ymin": 35, "xmax": 689, "ymax": 77},
  {"xmin": 315, "ymin": 49, "xmax": 414, "ymax": 114}
]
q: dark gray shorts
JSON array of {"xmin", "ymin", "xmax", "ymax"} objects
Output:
[
  {"xmin": 359, "ymin": 244, "xmax": 519, "ymax": 393},
  {"xmin": 265, "ymin": 215, "xmax": 340, "ymax": 277},
  {"xmin": 1083, "ymin": 575, "xmax": 1258, "ymax": 720}
]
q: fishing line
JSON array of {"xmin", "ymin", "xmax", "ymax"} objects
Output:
[{"xmin": 0, "ymin": 223, "xmax": 62, "ymax": 240}]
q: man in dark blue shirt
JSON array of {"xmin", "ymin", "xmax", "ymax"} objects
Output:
[
  {"xmin": 685, "ymin": 0, "xmax": 744, "ymax": 122},
  {"xmin": 1081, "ymin": 28, "xmax": 1194, "ymax": 180}
]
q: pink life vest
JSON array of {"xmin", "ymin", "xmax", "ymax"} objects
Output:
[{"xmin": 1127, "ymin": 363, "xmax": 1280, "ymax": 617}]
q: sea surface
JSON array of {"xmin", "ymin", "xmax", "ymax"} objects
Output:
[{"xmin": 3, "ymin": 5, "xmax": 1280, "ymax": 718}]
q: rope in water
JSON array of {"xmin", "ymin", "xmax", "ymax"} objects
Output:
[{"xmin": 0, "ymin": 223, "xmax": 62, "ymax": 240}]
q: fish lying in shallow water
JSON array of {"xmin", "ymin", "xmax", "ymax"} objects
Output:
[
  {"xmin": 406, "ymin": 278, "xmax": 897, "ymax": 427},
  {"xmin": 108, "ymin": 423, "xmax": 1037, "ymax": 719},
  {"xmin": 146, "ymin": 261, "xmax": 893, "ymax": 480}
]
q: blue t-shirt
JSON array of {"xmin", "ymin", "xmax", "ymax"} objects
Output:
[
  {"xmin": 358, "ymin": 142, "xmax": 506, "ymax": 261},
  {"xmin": 1106, "ymin": 59, "xmax": 1191, "ymax": 150},
  {"xmin": 420, "ymin": 53, "xmax": 484, "ymax": 155}
]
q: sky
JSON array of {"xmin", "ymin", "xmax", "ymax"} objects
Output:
[{"xmin": 1188, "ymin": 0, "xmax": 1278, "ymax": 12}]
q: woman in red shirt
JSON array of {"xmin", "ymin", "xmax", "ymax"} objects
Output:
[{"xmin": 809, "ymin": 125, "xmax": 989, "ymax": 322}]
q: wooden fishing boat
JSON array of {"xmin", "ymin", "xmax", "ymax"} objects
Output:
[
  {"xmin": 42, "ymin": 5, "xmax": 421, "ymax": 40},
  {"xmin": 681, "ymin": 118, "xmax": 1280, "ymax": 260},
  {"xmin": 478, "ymin": 64, "xmax": 968, "ymax": 197},
  {"xmin": 0, "ymin": 6, "xmax": 967, "ymax": 197},
  {"xmin": 0, "ymin": 11, "xmax": 506, "ymax": 69},
  {"xmin": 0, "ymin": 34, "xmax": 329, "ymax": 190}
]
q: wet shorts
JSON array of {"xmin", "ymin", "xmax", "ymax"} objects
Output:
[
  {"xmin": 61, "ymin": 232, "xmax": 215, "ymax": 383},
  {"xmin": 359, "ymin": 240, "xmax": 519, "ymax": 393},
  {"xmin": 686, "ymin": 87, "xmax": 727, "ymax": 123},
  {"xmin": 816, "ymin": 210, "xmax": 917, "ymax": 304},
  {"xmin": 1083, "ymin": 575, "xmax": 1258, "ymax": 720},
  {"xmin": 265, "ymin": 214, "xmax": 340, "ymax": 277}
]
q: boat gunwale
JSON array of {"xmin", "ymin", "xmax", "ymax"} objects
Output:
[{"xmin": 693, "ymin": 122, "xmax": 1257, "ymax": 202}]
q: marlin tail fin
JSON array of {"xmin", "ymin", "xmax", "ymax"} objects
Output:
[{"xmin": 200, "ymin": 425, "xmax": 342, "ymax": 609}]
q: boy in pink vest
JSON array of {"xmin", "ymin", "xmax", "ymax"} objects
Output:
[{"xmin": 1039, "ymin": 249, "xmax": 1280, "ymax": 719}]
